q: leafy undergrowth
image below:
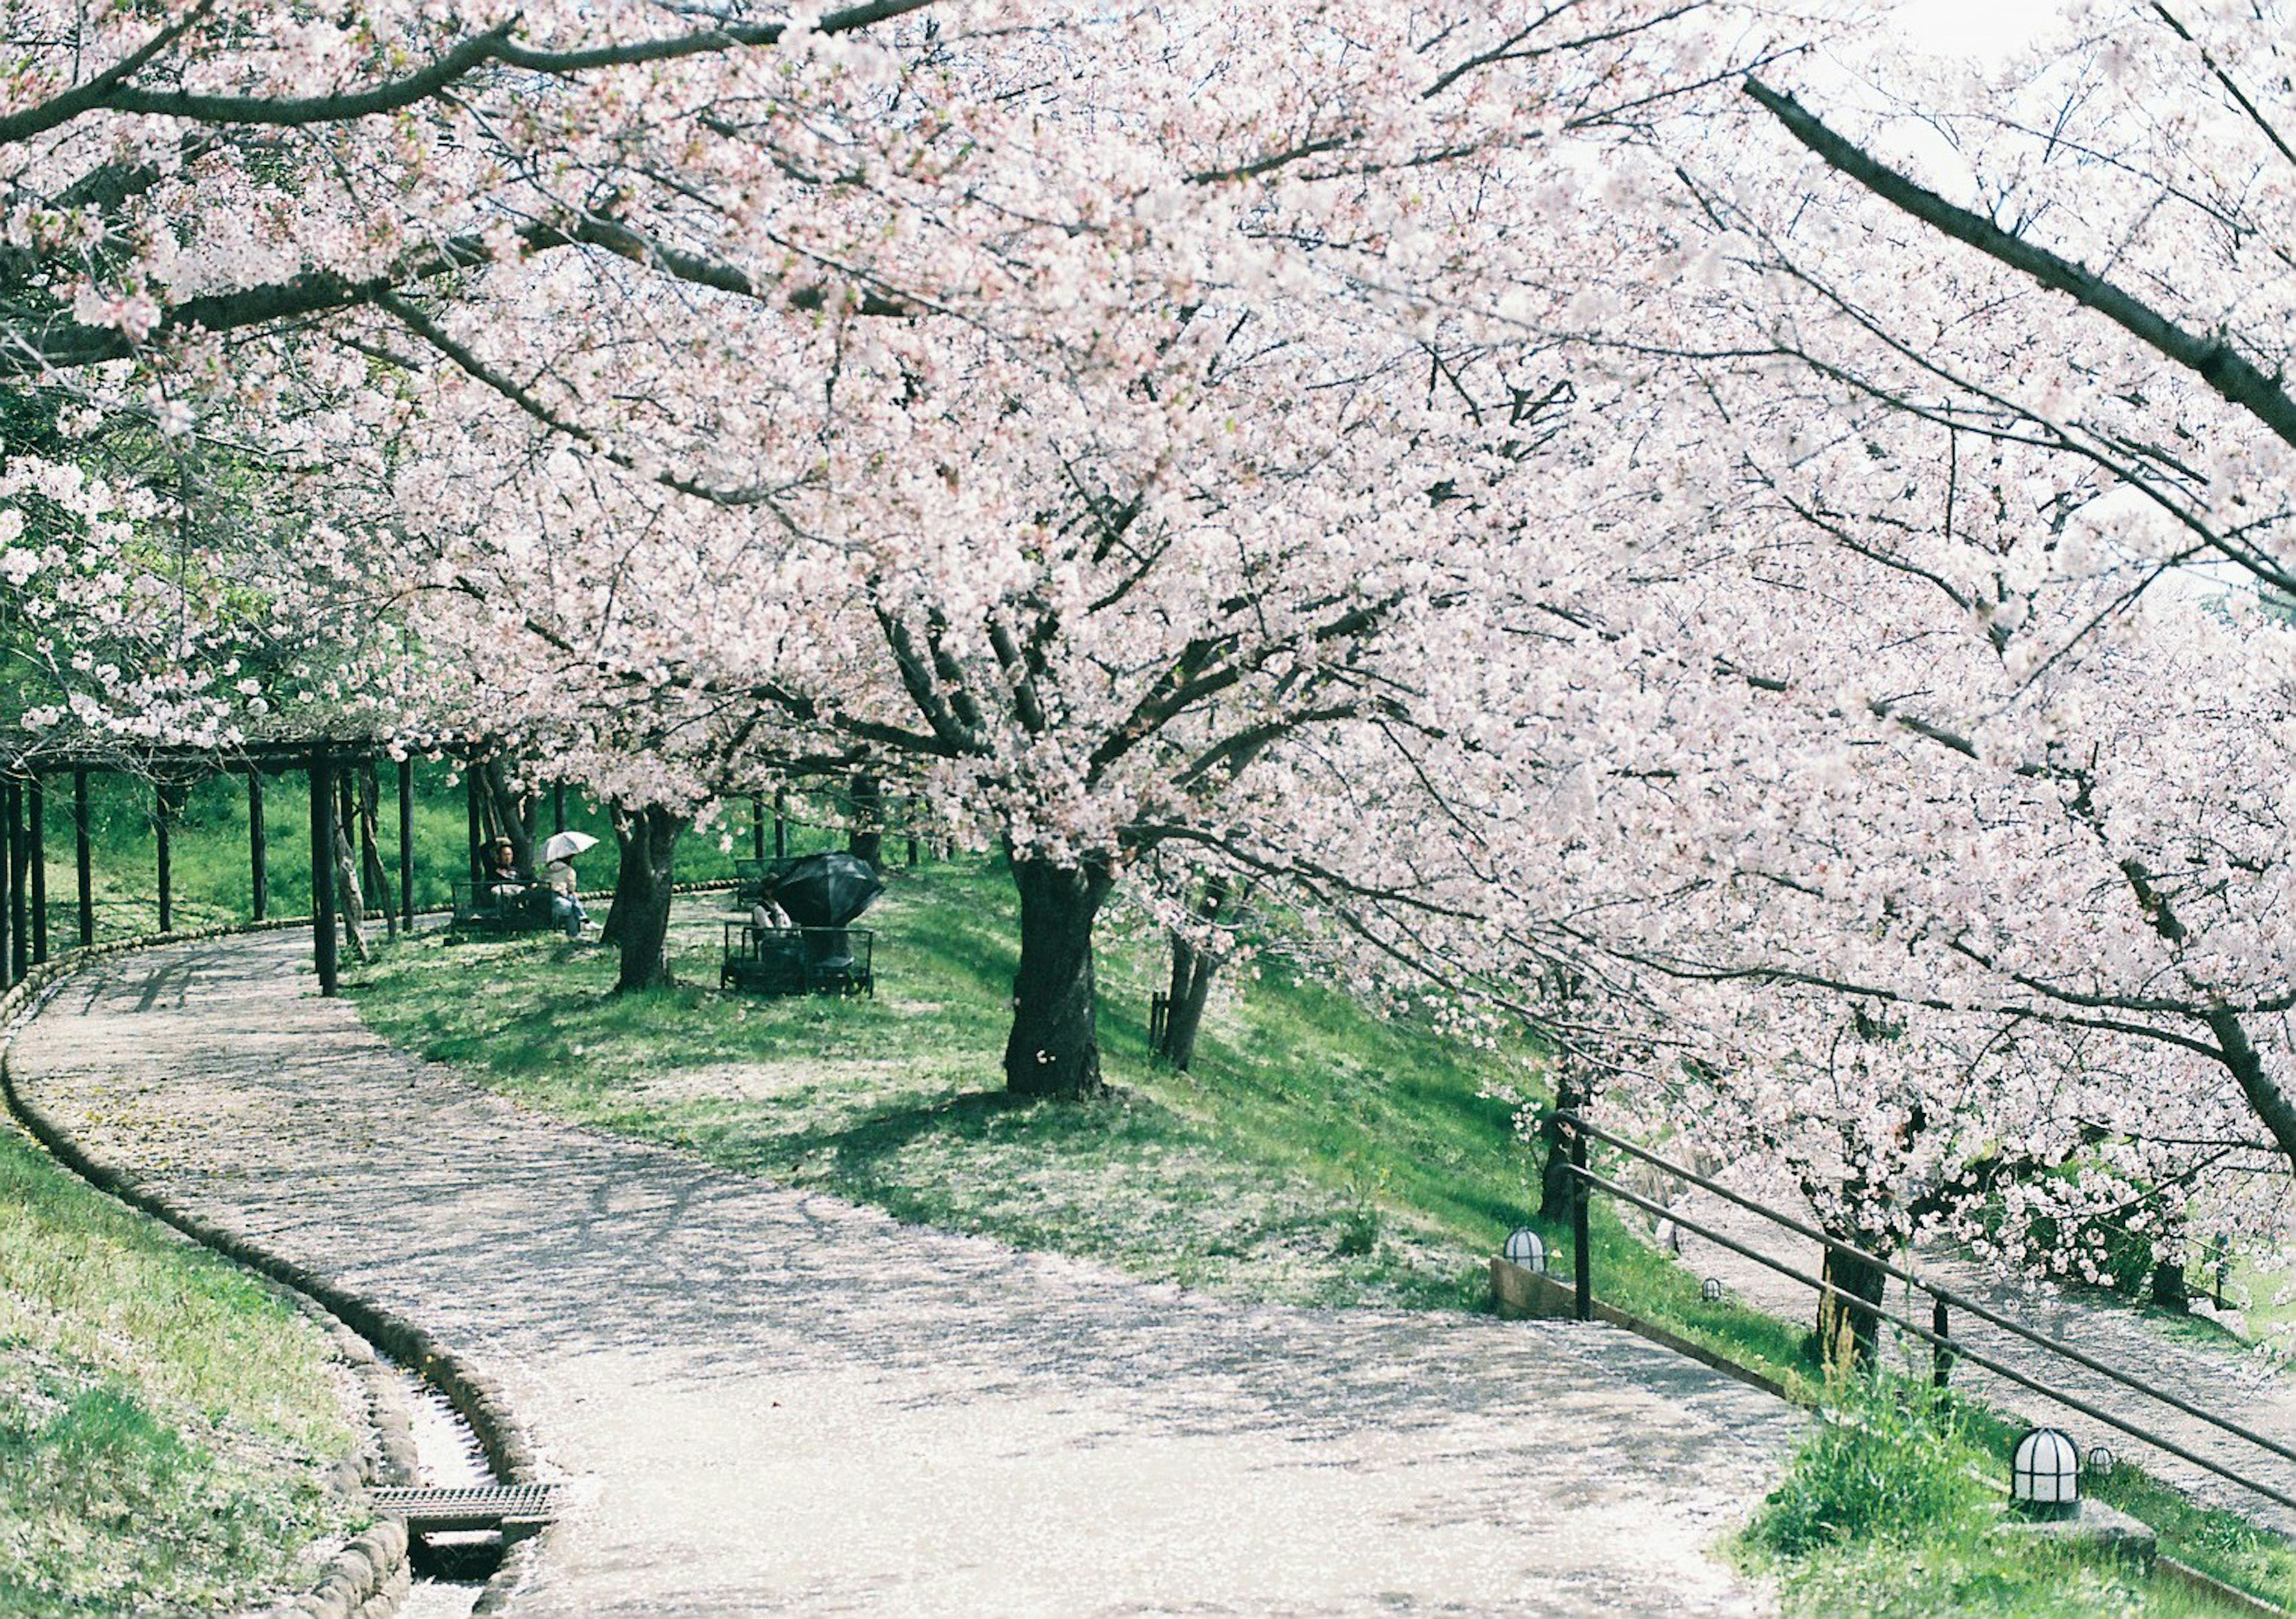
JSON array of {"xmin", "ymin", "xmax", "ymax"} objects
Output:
[
  {"xmin": 0, "ymin": 1126, "xmax": 359, "ymax": 1617},
  {"xmin": 1743, "ymin": 1379, "xmax": 2281, "ymax": 1618}
]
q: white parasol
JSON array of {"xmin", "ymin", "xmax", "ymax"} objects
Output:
[{"xmin": 540, "ymin": 830, "xmax": 600, "ymax": 863}]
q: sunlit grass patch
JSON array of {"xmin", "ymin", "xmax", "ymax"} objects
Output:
[
  {"xmin": 350, "ymin": 860, "xmax": 1534, "ymax": 1309},
  {"xmin": 0, "ymin": 1128, "xmax": 358, "ymax": 1616},
  {"xmin": 1740, "ymin": 1377, "xmax": 2291, "ymax": 1618}
]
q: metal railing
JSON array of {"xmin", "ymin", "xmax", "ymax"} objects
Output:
[{"xmin": 1554, "ymin": 1111, "xmax": 2296, "ymax": 1519}]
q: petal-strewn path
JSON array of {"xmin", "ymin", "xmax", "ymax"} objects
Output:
[{"xmin": 10, "ymin": 933, "xmax": 1800, "ymax": 1618}]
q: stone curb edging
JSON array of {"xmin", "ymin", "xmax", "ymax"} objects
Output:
[{"xmin": 0, "ymin": 921, "xmax": 563, "ymax": 1618}]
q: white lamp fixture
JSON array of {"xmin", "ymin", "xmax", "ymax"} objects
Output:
[
  {"xmin": 1503, "ymin": 1227, "xmax": 1548, "ymax": 1274},
  {"xmin": 2010, "ymin": 1427, "xmax": 2081, "ymax": 1519}
]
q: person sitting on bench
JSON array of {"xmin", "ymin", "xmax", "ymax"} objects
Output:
[{"xmin": 483, "ymin": 838, "xmax": 530, "ymax": 902}]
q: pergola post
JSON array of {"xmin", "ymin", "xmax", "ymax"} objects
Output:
[
  {"xmin": 309, "ymin": 746, "xmax": 338, "ymax": 996},
  {"xmin": 398, "ymin": 757, "xmax": 414, "ymax": 930},
  {"xmin": 1, "ymin": 782, "xmax": 16, "ymax": 988},
  {"xmin": 28, "ymin": 777, "xmax": 45, "ymax": 963},
  {"xmin": 154, "ymin": 784, "xmax": 173, "ymax": 935},
  {"xmin": 6, "ymin": 782, "xmax": 26, "ymax": 982},
  {"xmin": 248, "ymin": 769, "xmax": 269, "ymax": 921},
  {"xmin": 72, "ymin": 769, "xmax": 91, "ymax": 947}
]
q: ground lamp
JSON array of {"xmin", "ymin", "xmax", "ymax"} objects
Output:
[
  {"xmin": 1701, "ymin": 1278, "xmax": 1724, "ymax": 1303},
  {"xmin": 2010, "ymin": 1426, "xmax": 2081, "ymax": 1520},
  {"xmin": 2086, "ymin": 1444, "xmax": 2116, "ymax": 1479},
  {"xmin": 1503, "ymin": 1228, "xmax": 1548, "ymax": 1274}
]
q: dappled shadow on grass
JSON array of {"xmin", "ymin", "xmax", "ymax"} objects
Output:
[{"xmin": 350, "ymin": 877, "xmax": 1546, "ymax": 1311}]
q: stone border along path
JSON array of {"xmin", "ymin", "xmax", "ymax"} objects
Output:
[
  {"xmin": 1667, "ymin": 1189, "xmax": 2296, "ymax": 1535},
  {"xmin": 10, "ymin": 930, "xmax": 1805, "ymax": 1619}
]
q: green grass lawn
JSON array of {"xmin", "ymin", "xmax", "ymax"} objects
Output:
[{"xmin": 0, "ymin": 1124, "xmax": 360, "ymax": 1617}]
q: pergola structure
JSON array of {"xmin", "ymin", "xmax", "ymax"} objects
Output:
[
  {"xmin": 1, "ymin": 737, "xmax": 882, "ymax": 1000},
  {"xmin": 0, "ymin": 737, "xmax": 521, "ymax": 998}
]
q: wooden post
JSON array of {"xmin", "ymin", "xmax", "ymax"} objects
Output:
[
  {"xmin": 1931, "ymin": 1299, "xmax": 1954, "ymax": 1389},
  {"xmin": 773, "ymin": 788, "xmax": 787, "ymax": 859},
  {"xmin": 248, "ymin": 770, "xmax": 269, "ymax": 921},
  {"xmin": 28, "ymin": 777, "xmax": 45, "ymax": 964},
  {"xmin": 154, "ymin": 784, "xmax": 173, "ymax": 935},
  {"xmin": 7, "ymin": 783, "xmax": 26, "ymax": 982},
  {"xmin": 73, "ymin": 769, "xmax": 91, "ymax": 947},
  {"xmin": 310, "ymin": 747, "xmax": 338, "ymax": 996},
  {"xmin": 751, "ymin": 793, "xmax": 765, "ymax": 861},
  {"xmin": 398, "ymin": 757, "xmax": 414, "ymax": 930},
  {"xmin": 1570, "ymin": 1117, "xmax": 1593, "ymax": 1323},
  {"xmin": 554, "ymin": 783, "xmax": 567, "ymax": 837},
  {"xmin": 0, "ymin": 782, "xmax": 16, "ymax": 988}
]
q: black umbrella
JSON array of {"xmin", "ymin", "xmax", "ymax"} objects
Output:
[{"xmin": 770, "ymin": 851, "xmax": 886, "ymax": 928}]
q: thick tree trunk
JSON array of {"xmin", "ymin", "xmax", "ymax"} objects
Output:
[
  {"xmin": 1816, "ymin": 1244, "xmax": 1889, "ymax": 1377},
  {"xmin": 610, "ymin": 804, "xmax": 682, "ymax": 994},
  {"xmin": 475, "ymin": 756, "xmax": 536, "ymax": 874},
  {"xmin": 847, "ymin": 772, "xmax": 884, "ymax": 870},
  {"xmin": 1003, "ymin": 853, "xmax": 1114, "ymax": 1098}
]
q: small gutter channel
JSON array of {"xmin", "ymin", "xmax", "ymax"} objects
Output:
[
  {"xmin": 392, "ymin": 1364, "xmax": 497, "ymax": 1618},
  {"xmin": 0, "ymin": 954, "xmax": 541, "ymax": 1619}
]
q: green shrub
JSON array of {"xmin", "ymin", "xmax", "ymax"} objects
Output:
[{"xmin": 1750, "ymin": 1380, "xmax": 1987, "ymax": 1557}]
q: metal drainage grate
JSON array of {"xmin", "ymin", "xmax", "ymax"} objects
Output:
[{"xmin": 372, "ymin": 1483, "xmax": 560, "ymax": 1532}]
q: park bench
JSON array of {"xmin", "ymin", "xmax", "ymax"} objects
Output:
[
  {"xmin": 720, "ymin": 921, "xmax": 875, "ymax": 998},
  {"xmin": 448, "ymin": 878, "xmax": 556, "ymax": 939}
]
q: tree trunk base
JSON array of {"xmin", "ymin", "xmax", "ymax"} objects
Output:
[{"xmin": 1003, "ymin": 854, "xmax": 1113, "ymax": 1098}]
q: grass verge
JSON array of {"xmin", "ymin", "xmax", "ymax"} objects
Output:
[
  {"xmin": 0, "ymin": 1123, "xmax": 360, "ymax": 1617},
  {"xmin": 1742, "ymin": 1377, "xmax": 2296, "ymax": 1617}
]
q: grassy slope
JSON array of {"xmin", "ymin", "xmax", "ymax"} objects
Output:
[
  {"xmin": 352, "ymin": 858, "xmax": 1800, "ymax": 1333},
  {"xmin": 0, "ymin": 1126, "xmax": 359, "ymax": 1617},
  {"xmin": 347, "ymin": 857, "xmax": 2295, "ymax": 1618}
]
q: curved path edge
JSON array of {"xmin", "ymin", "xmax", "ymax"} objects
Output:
[
  {"xmin": 13, "ymin": 925, "xmax": 1805, "ymax": 1619},
  {"xmin": 0, "ymin": 936, "xmax": 546, "ymax": 1618}
]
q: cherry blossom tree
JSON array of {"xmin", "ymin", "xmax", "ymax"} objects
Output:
[{"xmin": 259, "ymin": 0, "xmax": 1757, "ymax": 1092}]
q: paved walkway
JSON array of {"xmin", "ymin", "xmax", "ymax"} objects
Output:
[
  {"xmin": 8, "ymin": 933, "xmax": 1802, "ymax": 1618},
  {"xmin": 1671, "ymin": 1189, "xmax": 2296, "ymax": 1530}
]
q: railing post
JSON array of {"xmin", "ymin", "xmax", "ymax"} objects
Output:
[
  {"xmin": 1570, "ymin": 1116, "xmax": 1593, "ymax": 1322},
  {"xmin": 1932, "ymin": 1298, "xmax": 1953, "ymax": 1389}
]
